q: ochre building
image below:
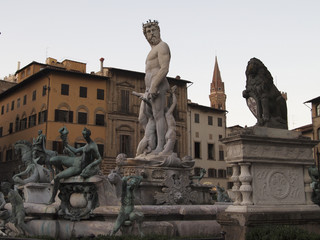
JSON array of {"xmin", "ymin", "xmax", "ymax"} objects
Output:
[{"xmin": 0, "ymin": 57, "xmax": 190, "ymax": 181}]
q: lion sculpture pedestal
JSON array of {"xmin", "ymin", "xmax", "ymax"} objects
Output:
[{"xmin": 217, "ymin": 126, "xmax": 320, "ymax": 240}]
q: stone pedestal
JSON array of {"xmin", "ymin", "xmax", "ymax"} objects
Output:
[
  {"xmin": 217, "ymin": 127, "xmax": 320, "ymax": 240},
  {"xmin": 56, "ymin": 175, "xmax": 118, "ymax": 221},
  {"xmin": 20, "ymin": 183, "xmax": 52, "ymax": 204},
  {"xmin": 120, "ymin": 164, "xmax": 213, "ymax": 205}
]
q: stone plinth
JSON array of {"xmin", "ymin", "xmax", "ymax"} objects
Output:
[
  {"xmin": 20, "ymin": 183, "xmax": 52, "ymax": 204},
  {"xmin": 24, "ymin": 204, "xmax": 227, "ymax": 239},
  {"xmin": 120, "ymin": 164, "xmax": 213, "ymax": 205},
  {"xmin": 56, "ymin": 175, "xmax": 118, "ymax": 221},
  {"xmin": 217, "ymin": 126, "xmax": 320, "ymax": 240}
]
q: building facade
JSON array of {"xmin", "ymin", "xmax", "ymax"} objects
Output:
[
  {"xmin": 0, "ymin": 57, "xmax": 190, "ymax": 181},
  {"xmin": 304, "ymin": 96, "xmax": 320, "ymax": 160},
  {"xmin": 187, "ymin": 102, "xmax": 231, "ymax": 189}
]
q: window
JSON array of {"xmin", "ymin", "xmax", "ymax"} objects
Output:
[
  {"xmin": 96, "ymin": 114, "xmax": 105, "ymax": 126},
  {"xmin": 61, "ymin": 84, "xmax": 69, "ymax": 95},
  {"xmin": 194, "ymin": 113, "xmax": 200, "ymax": 123},
  {"xmin": 227, "ymin": 167, "xmax": 233, "ymax": 176},
  {"xmin": 121, "ymin": 90, "xmax": 129, "ymax": 113},
  {"xmin": 97, "ymin": 144, "xmax": 104, "ymax": 157},
  {"xmin": 17, "ymin": 98, "xmax": 20, "ymax": 108},
  {"xmin": 97, "ymin": 89, "xmax": 104, "ymax": 100},
  {"xmin": 218, "ymin": 169, "xmax": 227, "ymax": 178},
  {"xmin": 218, "ymin": 117, "xmax": 223, "ymax": 127},
  {"xmin": 28, "ymin": 114, "xmax": 37, "ymax": 128},
  {"xmin": 219, "ymin": 134, "xmax": 223, "ymax": 139},
  {"xmin": 208, "ymin": 143, "xmax": 215, "ymax": 160},
  {"xmin": 9, "ymin": 123, "xmax": 13, "ymax": 134},
  {"xmin": 195, "ymin": 132, "xmax": 199, "ymax": 138},
  {"xmin": 23, "ymin": 95, "xmax": 27, "ymax": 105},
  {"xmin": 80, "ymin": 86, "xmax": 87, "ymax": 98},
  {"xmin": 120, "ymin": 135, "xmax": 131, "ymax": 157},
  {"xmin": 55, "ymin": 109, "xmax": 73, "ymax": 123},
  {"xmin": 52, "ymin": 141, "xmax": 64, "ymax": 154},
  {"xmin": 318, "ymin": 128, "xmax": 320, "ymax": 140},
  {"xmin": 78, "ymin": 112, "xmax": 87, "ymax": 124},
  {"xmin": 219, "ymin": 150, "xmax": 224, "ymax": 161},
  {"xmin": 42, "ymin": 85, "xmax": 47, "ymax": 96},
  {"xmin": 11, "ymin": 101, "xmax": 14, "ymax": 110},
  {"xmin": 0, "ymin": 127, "xmax": 3, "ymax": 137},
  {"xmin": 32, "ymin": 90, "xmax": 36, "ymax": 101},
  {"xmin": 208, "ymin": 116, "xmax": 213, "ymax": 125},
  {"xmin": 208, "ymin": 168, "xmax": 217, "ymax": 178},
  {"xmin": 15, "ymin": 117, "xmax": 20, "ymax": 132},
  {"xmin": 0, "ymin": 152, "xmax": 2, "ymax": 162},
  {"xmin": 6, "ymin": 103, "xmax": 9, "ymax": 112},
  {"xmin": 194, "ymin": 141, "xmax": 201, "ymax": 159},
  {"xmin": 1, "ymin": 106, "xmax": 4, "ymax": 115},
  {"xmin": 6, "ymin": 149, "xmax": 13, "ymax": 161},
  {"xmin": 38, "ymin": 110, "xmax": 47, "ymax": 124},
  {"xmin": 194, "ymin": 167, "xmax": 201, "ymax": 176},
  {"xmin": 317, "ymin": 104, "xmax": 320, "ymax": 117},
  {"xmin": 20, "ymin": 117, "xmax": 27, "ymax": 130}
]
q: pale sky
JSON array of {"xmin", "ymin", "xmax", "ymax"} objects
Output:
[{"xmin": 1, "ymin": 0, "xmax": 319, "ymax": 129}]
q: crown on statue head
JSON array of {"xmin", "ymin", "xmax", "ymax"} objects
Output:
[{"xmin": 142, "ymin": 19, "xmax": 159, "ymax": 30}]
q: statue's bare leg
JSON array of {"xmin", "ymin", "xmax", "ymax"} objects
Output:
[
  {"xmin": 129, "ymin": 211, "xmax": 144, "ymax": 237},
  {"xmin": 111, "ymin": 211, "xmax": 127, "ymax": 235},
  {"xmin": 152, "ymin": 94, "xmax": 167, "ymax": 154},
  {"xmin": 48, "ymin": 166, "xmax": 81, "ymax": 204}
]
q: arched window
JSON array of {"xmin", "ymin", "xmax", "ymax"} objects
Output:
[
  {"xmin": 55, "ymin": 103, "xmax": 73, "ymax": 123},
  {"xmin": 316, "ymin": 104, "xmax": 320, "ymax": 117},
  {"xmin": 15, "ymin": 115, "xmax": 20, "ymax": 132},
  {"xmin": 76, "ymin": 105, "xmax": 89, "ymax": 125}
]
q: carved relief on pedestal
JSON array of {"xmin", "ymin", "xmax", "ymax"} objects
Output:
[
  {"xmin": 252, "ymin": 164, "xmax": 305, "ymax": 205},
  {"xmin": 154, "ymin": 173, "xmax": 197, "ymax": 205},
  {"xmin": 151, "ymin": 169, "xmax": 166, "ymax": 180}
]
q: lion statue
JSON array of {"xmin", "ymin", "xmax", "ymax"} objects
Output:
[{"xmin": 242, "ymin": 58, "xmax": 288, "ymax": 129}]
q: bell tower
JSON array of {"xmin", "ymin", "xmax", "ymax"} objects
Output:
[{"xmin": 209, "ymin": 56, "xmax": 226, "ymax": 110}]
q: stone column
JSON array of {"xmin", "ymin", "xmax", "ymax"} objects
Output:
[
  {"xmin": 304, "ymin": 165, "xmax": 313, "ymax": 205},
  {"xmin": 230, "ymin": 164, "xmax": 241, "ymax": 205},
  {"xmin": 239, "ymin": 163, "xmax": 253, "ymax": 205}
]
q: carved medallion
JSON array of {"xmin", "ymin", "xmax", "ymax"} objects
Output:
[{"xmin": 268, "ymin": 172, "xmax": 290, "ymax": 199}]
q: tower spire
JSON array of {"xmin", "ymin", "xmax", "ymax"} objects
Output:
[{"xmin": 209, "ymin": 56, "xmax": 226, "ymax": 110}]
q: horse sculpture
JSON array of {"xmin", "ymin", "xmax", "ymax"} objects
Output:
[
  {"xmin": 12, "ymin": 140, "xmax": 52, "ymax": 185},
  {"xmin": 33, "ymin": 133, "xmax": 57, "ymax": 175}
]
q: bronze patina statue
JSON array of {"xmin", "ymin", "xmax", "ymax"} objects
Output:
[
  {"xmin": 111, "ymin": 175, "xmax": 144, "ymax": 236},
  {"xmin": 12, "ymin": 140, "xmax": 51, "ymax": 186},
  {"xmin": 48, "ymin": 127, "xmax": 101, "ymax": 204},
  {"xmin": 1, "ymin": 182, "xmax": 31, "ymax": 236},
  {"xmin": 308, "ymin": 164, "xmax": 320, "ymax": 206},
  {"xmin": 243, "ymin": 58, "xmax": 288, "ymax": 129}
]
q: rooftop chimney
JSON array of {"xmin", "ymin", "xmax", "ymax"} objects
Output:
[
  {"xmin": 17, "ymin": 61, "xmax": 21, "ymax": 71},
  {"xmin": 100, "ymin": 57, "xmax": 104, "ymax": 74}
]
